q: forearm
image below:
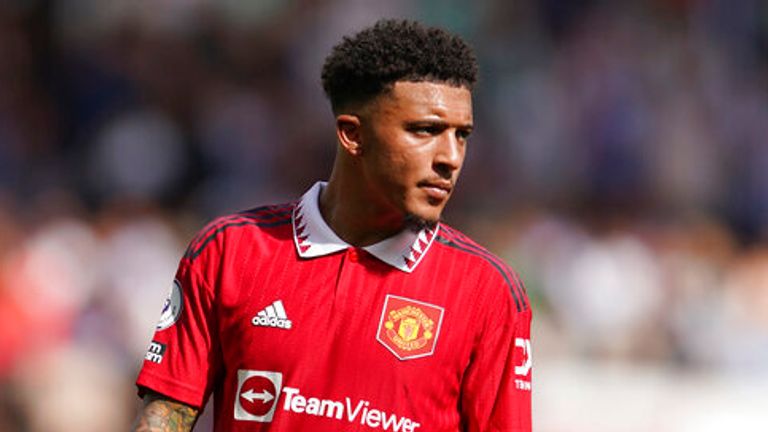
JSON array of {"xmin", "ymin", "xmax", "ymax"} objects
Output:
[{"xmin": 131, "ymin": 391, "xmax": 200, "ymax": 432}]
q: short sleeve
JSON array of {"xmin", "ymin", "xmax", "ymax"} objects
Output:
[
  {"xmin": 459, "ymin": 282, "xmax": 533, "ymax": 432},
  {"xmin": 135, "ymin": 257, "xmax": 222, "ymax": 409}
]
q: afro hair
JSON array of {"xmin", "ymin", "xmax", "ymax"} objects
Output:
[{"xmin": 321, "ymin": 19, "xmax": 478, "ymax": 113}]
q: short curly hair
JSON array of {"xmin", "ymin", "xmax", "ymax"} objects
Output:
[{"xmin": 321, "ymin": 19, "xmax": 478, "ymax": 113}]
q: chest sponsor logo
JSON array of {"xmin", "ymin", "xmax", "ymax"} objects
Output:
[
  {"xmin": 235, "ymin": 370, "xmax": 283, "ymax": 422},
  {"xmin": 514, "ymin": 337, "xmax": 532, "ymax": 391},
  {"xmin": 376, "ymin": 295, "xmax": 444, "ymax": 361},
  {"xmin": 156, "ymin": 279, "xmax": 183, "ymax": 330},
  {"xmin": 234, "ymin": 369, "xmax": 421, "ymax": 431},
  {"xmin": 251, "ymin": 300, "xmax": 292, "ymax": 329}
]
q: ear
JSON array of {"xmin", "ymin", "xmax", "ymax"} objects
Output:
[{"xmin": 336, "ymin": 114, "xmax": 363, "ymax": 156}]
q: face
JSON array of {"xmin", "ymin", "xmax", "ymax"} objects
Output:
[{"xmin": 356, "ymin": 81, "xmax": 473, "ymax": 227}]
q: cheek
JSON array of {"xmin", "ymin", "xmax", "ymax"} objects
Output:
[
  {"xmin": 391, "ymin": 151, "xmax": 429, "ymax": 185},
  {"xmin": 366, "ymin": 130, "xmax": 431, "ymax": 187},
  {"xmin": 374, "ymin": 146, "xmax": 420, "ymax": 179},
  {"xmin": 365, "ymin": 150, "xmax": 410, "ymax": 196}
]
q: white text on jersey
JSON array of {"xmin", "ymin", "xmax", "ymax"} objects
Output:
[
  {"xmin": 252, "ymin": 300, "xmax": 293, "ymax": 329},
  {"xmin": 281, "ymin": 387, "xmax": 420, "ymax": 432}
]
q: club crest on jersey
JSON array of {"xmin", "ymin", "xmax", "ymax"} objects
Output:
[{"xmin": 376, "ymin": 295, "xmax": 444, "ymax": 360}]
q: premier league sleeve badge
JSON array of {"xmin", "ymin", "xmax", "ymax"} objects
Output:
[{"xmin": 156, "ymin": 279, "xmax": 184, "ymax": 330}]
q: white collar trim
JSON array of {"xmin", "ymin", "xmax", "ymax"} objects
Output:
[{"xmin": 293, "ymin": 182, "xmax": 439, "ymax": 273}]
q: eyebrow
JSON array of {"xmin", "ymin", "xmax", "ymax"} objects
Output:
[{"xmin": 404, "ymin": 119, "xmax": 473, "ymax": 129}]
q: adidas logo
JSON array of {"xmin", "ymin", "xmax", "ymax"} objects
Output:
[{"xmin": 252, "ymin": 300, "xmax": 292, "ymax": 329}]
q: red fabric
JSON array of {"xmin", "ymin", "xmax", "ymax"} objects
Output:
[{"xmin": 137, "ymin": 204, "xmax": 531, "ymax": 431}]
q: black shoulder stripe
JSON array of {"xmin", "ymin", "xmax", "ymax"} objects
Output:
[
  {"xmin": 440, "ymin": 226, "xmax": 526, "ymax": 292},
  {"xmin": 440, "ymin": 226, "xmax": 508, "ymax": 269},
  {"xmin": 239, "ymin": 203, "xmax": 295, "ymax": 219},
  {"xmin": 509, "ymin": 269, "xmax": 529, "ymax": 300},
  {"xmin": 185, "ymin": 218, "xmax": 292, "ymax": 261},
  {"xmin": 239, "ymin": 209, "xmax": 293, "ymax": 223},
  {"xmin": 439, "ymin": 228, "xmax": 529, "ymax": 308},
  {"xmin": 436, "ymin": 235, "xmax": 526, "ymax": 312},
  {"xmin": 188, "ymin": 206, "xmax": 293, "ymax": 254},
  {"xmin": 439, "ymin": 224, "xmax": 464, "ymax": 240}
]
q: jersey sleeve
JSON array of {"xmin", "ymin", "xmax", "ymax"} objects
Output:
[
  {"xmin": 459, "ymin": 278, "xmax": 533, "ymax": 432},
  {"xmin": 135, "ymin": 255, "xmax": 222, "ymax": 409}
]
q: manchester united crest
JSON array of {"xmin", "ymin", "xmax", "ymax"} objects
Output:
[{"xmin": 376, "ymin": 295, "xmax": 444, "ymax": 360}]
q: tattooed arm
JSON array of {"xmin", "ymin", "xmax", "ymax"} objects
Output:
[{"xmin": 131, "ymin": 390, "xmax": 200, "ymax": 432}]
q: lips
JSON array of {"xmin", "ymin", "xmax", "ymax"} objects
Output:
[{"xmin": 419, "ymin": 180, "xmax": 453, "ymax": 200}]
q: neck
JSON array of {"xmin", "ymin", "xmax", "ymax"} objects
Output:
[{"xmin": 319, "ymin": 171, "xmax": 405, "ymax": 247}]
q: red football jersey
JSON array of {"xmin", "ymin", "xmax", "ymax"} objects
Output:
[{"xmin": 137, "ymin": 182, "xmax": 532, "ymax": 431}]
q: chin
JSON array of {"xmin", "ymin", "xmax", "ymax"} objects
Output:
[{"xmin": 404, "ymin": 211, "xmax": 441, "ymax": 232}]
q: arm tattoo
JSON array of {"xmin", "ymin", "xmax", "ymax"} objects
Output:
[{"xmin": 132, "ymin": 392, "xmax": 199, "ymax": 432}]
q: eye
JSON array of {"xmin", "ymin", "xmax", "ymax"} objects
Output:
[
  {"xmin": 407, "ymin": 123, "xmax": 445, "ymax": 136},
  {"xmin": 456, "ymin": 128, "xmax": 472, "ymax": 141}
]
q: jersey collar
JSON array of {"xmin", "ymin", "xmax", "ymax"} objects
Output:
[{"xmin": 293, "ymin": 182, "xmax": 438, "ymax": 273}]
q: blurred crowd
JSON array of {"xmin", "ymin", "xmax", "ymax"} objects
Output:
[{"xmin": 0, "ymin": 0, "xmax": 766, "ymax": 430}]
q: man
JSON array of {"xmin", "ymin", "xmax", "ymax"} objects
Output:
[{"xmin": 133, "ymin": 19, "xmax": 532, "ymax": 432}]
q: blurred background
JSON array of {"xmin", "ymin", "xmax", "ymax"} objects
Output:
[{"xmin": 0, "ymin": 0, "xmax": 766, "ymax": 430}]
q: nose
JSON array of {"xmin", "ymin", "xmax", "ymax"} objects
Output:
[{"xmin": 433, "ymin": 131, "xmax": 464, "ymax": 177}]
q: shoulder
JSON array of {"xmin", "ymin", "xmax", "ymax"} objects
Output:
[
  {"xmin": 183, "ymin": 202, "xmax": 295, "ymax": 261},
  {"xmin": 434, "ymin": 223, "xmax": 530, "ymax": 313}
]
